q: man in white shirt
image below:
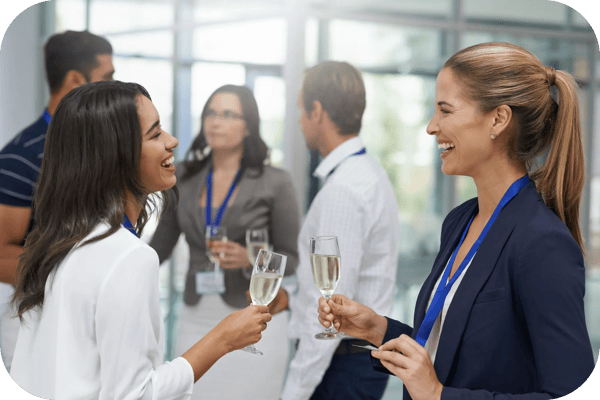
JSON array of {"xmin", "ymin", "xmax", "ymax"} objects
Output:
[{"xmin": 281, "ymin": 61, "xmax": 399, "ymax": 400}]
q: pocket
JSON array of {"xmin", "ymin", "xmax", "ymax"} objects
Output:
[{"xmin": 474, "ymin": 287, "xmax": 506, "ymax": 304}]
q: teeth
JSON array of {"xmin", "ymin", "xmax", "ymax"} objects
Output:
[
  {"xmin": 161, "ymin": 156, "xmax": 175, "ymax": 167},
  {"xmin": 438, "ymin": 143, "xmax": 455, "ymax": 150}
]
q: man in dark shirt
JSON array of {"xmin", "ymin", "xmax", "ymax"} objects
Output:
[{"xmin": 0, "ymin": 30, "xmax": 114, "ymax": 371}]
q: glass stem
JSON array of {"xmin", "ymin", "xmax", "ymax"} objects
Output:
[{"xmin": 324, "ymin": 294, "xmax": 337, "ymax": 333}]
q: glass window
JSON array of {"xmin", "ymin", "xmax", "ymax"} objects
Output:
[
  {"xmin": 322, "ymin": 0, "xmax": 452, "ymax": 16},
  {"xmin": 89, "ymin": 0, "xmax": 174, "ymax": 33},
  {"xmin": 190, "ymin": 62, "xmax": 246, "ymax": 141},
  {"xmin": 112, "ymin": 57, "xmax": 173, "ymax": 135},
  {"xmin": 329, "ymin": 20, "xmax": 442, "ymax": 74},
  {"xmin": 193, "ymin": 1, "xmax": 283, "ymax": 23},
  {"xmin": 305, "ymin": 17, "xmax": 319, "ymax": 67},
  {"xmin": 463, "ymin": 0, "xmax": 566, "ymax": 24},
  {"xmin": 193, "ymin": 18, "xmax": 286, "ymax": 64},
  {"xmin": 572, "ymin": 9, "xmax": 593, "ymax": 28},
  {"xmin": 55, "ymin": 0, "xmax": 87, "ymax": 31},
  {"xmin": 361, "ymin": 72, "xmax": 442, "ymax": 267},
  {"xmin": 106, "ymin": 30, "xmax": 174, "ymax": 58},
  {"xmin": 254, "ymin": 76, "xmax": 286, "ymax": 167}
]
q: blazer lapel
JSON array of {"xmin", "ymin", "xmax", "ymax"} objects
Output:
[
  {"xmin": 219, "ymin": 167, "xmax": 258, "ymax": 227},
  {"xmin": 192, "ymin": 165, "xmax": 210, "ymax": 238},
  {"xmin": 433, "ymin": 182, "xmax": 538, "ymax": 384}
]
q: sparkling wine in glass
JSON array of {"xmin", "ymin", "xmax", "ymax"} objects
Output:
[
  {"xmin": 310, "ymin": 236, "xmax": 343, "ymax": 340},
  {"xmin": 205, "ymin": 226, "xmax": 227, "ymax": 266},
  {"xmin": 243, "ymin": 249, "xmax": 287, "ymax": 355},
  {"xmin": 246, "ymin": 228, "xmax": 269, "ymax": 266}
]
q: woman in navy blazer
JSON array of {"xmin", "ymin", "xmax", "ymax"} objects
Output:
[{"xmin": 318, "ymin": 42, "xmax": 595, "ymax": 399}]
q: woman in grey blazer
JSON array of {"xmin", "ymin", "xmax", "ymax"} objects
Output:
[{"xmin": 150, "ymin": 85, "xmax": 300, "ymax": 399}]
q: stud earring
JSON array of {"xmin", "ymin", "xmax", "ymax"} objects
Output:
[{"xmin": 490, "ymin": 132, "xmax": 497, "ymax": 140}]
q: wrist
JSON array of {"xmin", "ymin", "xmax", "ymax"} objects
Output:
[{"xmin": 367, "ymin": 314, "xmax": 388, "ymax": 347}]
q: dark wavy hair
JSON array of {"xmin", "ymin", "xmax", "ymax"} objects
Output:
[
  {"xmin": 181, "ymin": 85, "xmax": 268, "ymax": 180},
  {"xmin": 12, "ymin": 80, "xmax": 171, "ymax": 319}
]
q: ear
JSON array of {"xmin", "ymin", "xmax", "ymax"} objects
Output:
[
  {"xmin": 62, "ymin": 70, "xmax": 87, "ymax": 91},
  {"xmin": 490, "ymin": 105, "xmax": 512, "ymax": 138},
  {"xmin": 310, "ymin": 100, "xmax": 325, "ymax": 122}
]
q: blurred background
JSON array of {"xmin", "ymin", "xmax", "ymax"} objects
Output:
[{"xmin": 1, "ymin": 1, "xmax": 598, "ymax": 397}]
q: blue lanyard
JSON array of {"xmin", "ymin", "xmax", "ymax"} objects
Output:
[
  {"xmin": 122, "ymin": 214, "xmax": 138, "ymax": 237},
  {"xmin": 415, "ymin": 175, "xmax": 530, "ymax": 347},
  {"xmin": 327, "ymin": 147, "xmax": 366, "ymax": 178},
  {"xmin": 42, "ymin": 109, "xmax": 51, "ymax": 125},
  {"xmin": 205, "ymin": 167, "xmax": 242, "ymax": 230}
]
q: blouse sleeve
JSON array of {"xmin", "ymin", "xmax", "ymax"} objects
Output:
[
  {"xmin": 149, "ymin": 188, "xmax": 182, "ymax": 264},
  {"xmin": 270, "ymin": 170, "xmax": 300, "ymax": 276},
  {"xmin": 95, "ymin": 245, "xmax": 194, "ymax": 400}
]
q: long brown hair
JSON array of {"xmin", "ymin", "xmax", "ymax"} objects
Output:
[
  {"xmin": 12, "ymin": 81, "xmax": 166, "ymax": 320},
  {"xmin": 445, "ymin": 42, "xmax": 585, "ymax": 249}
]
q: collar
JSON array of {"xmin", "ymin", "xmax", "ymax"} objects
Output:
[{"xmin": 313, "ymin": 136, "xmax": 365, "ymax": 180}]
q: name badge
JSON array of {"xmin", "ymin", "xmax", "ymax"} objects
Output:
[{"xmin": 196, "ymin": 269, "xmax": 225, "ymax": 295}]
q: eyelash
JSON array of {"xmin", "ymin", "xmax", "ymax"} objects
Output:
[
  {"xmin": 153, "ymin": 129, "xmax": 162, "ymax": 139},
  {"xmin": 440, "ymin": 109, "xmax": 449, "ymax": 115}
]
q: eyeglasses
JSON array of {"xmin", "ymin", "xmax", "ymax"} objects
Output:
[{"xmin": 204, "ymin": 109, "xmax": 244, "ymax": 122}]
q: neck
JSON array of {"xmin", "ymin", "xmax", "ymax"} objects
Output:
[
  {"xmin": 211, "ymin": 148, "xmax": 243, "ymax": 172},
  {"xmin": 473, "ymin": 159, "xmax": 527, "ymax": 221},
  {"xmin": 124, "ymin": 193, "xmax": 142, "ymax": 227},
  {"xmin": 319, "ymin": 131, "xmax": 358, "ymax": 158},
  {"xmin": 46, "ymin": 89, "xmax": 69, "ymax": 115}
]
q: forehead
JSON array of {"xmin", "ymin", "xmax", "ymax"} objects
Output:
[
  {"xmin": 92, "ymin": 54, "xmax": 114, "ymax": 74},
  {"xmin": 208, "ymin": 92, "xmax": 242, "ymax": 112},
  {"xmin": 435, "ymin": 68, "xmax": 476, "ymax": 106},
  {"xmin": 136, "ymin": 95, "xmax": 159, "ymax": 130}
]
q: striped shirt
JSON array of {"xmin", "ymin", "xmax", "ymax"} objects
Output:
[
  {"xmin": 283, "ymin": 136, "xmax": 399, "ymax": 400},
  {"xmin": 0, "ymin": 114, "xmax": 47, "ymax": 211}
]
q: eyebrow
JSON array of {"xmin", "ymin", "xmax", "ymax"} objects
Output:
[
  {"xmin": 437, "ymin": 101, "xmax": 453, "ymax": 107},
  {"xmin": 144, "ymin": 120, "xmax": 160, "ymax": 136}
]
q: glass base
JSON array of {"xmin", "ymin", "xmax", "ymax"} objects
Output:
[
  {"xmin": 315, "ymin": 330, "xmax": 346, "ymax": 340},
  {"xmin": 241, "ymin": 344, "xmax": 263, "ymax": 355}
]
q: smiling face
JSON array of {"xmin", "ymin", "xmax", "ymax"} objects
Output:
[
  {"xmin": 203, "ymin": 92, "xmax": 247, "ymax": 152},
  {"xmin": 137, "ymin": 95, "xmax": 179, "ymax": 193},
  {"xmin": 427, "ymin": 68, "xmax": 495, "ymax": 178}
]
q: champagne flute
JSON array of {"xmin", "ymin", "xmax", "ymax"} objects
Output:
[
  {"xmin": 246, "ymin": 228, "xmax": 269, "ymax": 266},
  {"xmin": 243, "ymin": 249, "xmax": 287, "ymax": 355},
  {"xmin": 310, "ymin": 236, "xmax": 343, "ymax": 340},
  {"xmin": 205, "ymin": 225, "xmax": 227, "ymax": 268}
]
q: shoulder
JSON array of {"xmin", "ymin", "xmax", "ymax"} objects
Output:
[
  {"xmin": 81, "ymin": 225, "xmax": 159, "ymax": 274},
  {"xmin": 0, "ymin": 117, "xmax": 46, "ymax": 164}
]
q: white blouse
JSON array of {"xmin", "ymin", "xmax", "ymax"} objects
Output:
[{"xmin": 10, "ymin": 223, "xmax": 194, "ymax": 399}]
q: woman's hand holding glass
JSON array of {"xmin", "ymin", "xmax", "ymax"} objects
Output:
[
  {"xmin": 212, "ymin": 240, "xmax": 252, "ymax": 269},
  {"xmin": 212, "ymin": 304, "xmax": 272, "ymax": 353},
  {"xmin": 317, "ymin": 294, "xmax": 388, "ymax": 347}
]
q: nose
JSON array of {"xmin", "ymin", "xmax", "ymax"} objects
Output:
[
  {"xmin": 164, "ymin": 131, "xmax": 178, "ymax": 150},
  {"xmin": 426, "ymin": 113, "xmax": 438, "ymax": 136}
]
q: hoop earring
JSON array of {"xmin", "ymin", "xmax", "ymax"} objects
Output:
[{"xmin": 490, "ymin": 132, "xmax": 497, "ymax": 140}]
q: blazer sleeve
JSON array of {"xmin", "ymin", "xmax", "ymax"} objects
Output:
[
  {"xmin": 441, "ymin": 226, "xmax": 595, "ymax": 399},
  {"xmin": 269, "ymin": 170, "xmax": 300, "ymax": 276},
  {"xmin": 149, "ymin": 188, "xmax": 182, "ymax": 264},
  {"xmin": 370, "ymin": 317, "xmax": 414, "ymax": 374}
]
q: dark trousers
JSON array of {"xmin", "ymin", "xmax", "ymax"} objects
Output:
[{"xmin": 310, "ymin": 341, "xmax": 389, "ymax": 400}]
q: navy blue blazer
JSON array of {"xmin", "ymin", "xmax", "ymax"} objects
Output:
[{"xmin": 374, "ymin": 181, "xmax": 595, "ymax": 399}]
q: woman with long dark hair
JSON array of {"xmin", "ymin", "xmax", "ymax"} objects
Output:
[
  {"xmin": 317, "ymin": 42, "xmax": 595, "ymax": 399},
  {"xmin": 149, "ymin": 84, "xmax": 300, "ymax": 399},
  {"xmin": 10, "ymin": 81, "xmax": 271, "ymax": 399}
]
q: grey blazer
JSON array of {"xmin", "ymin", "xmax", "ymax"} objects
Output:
[{"xmin": 149, "ymin": 162, "xmax": 300, "ymax": 308}]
